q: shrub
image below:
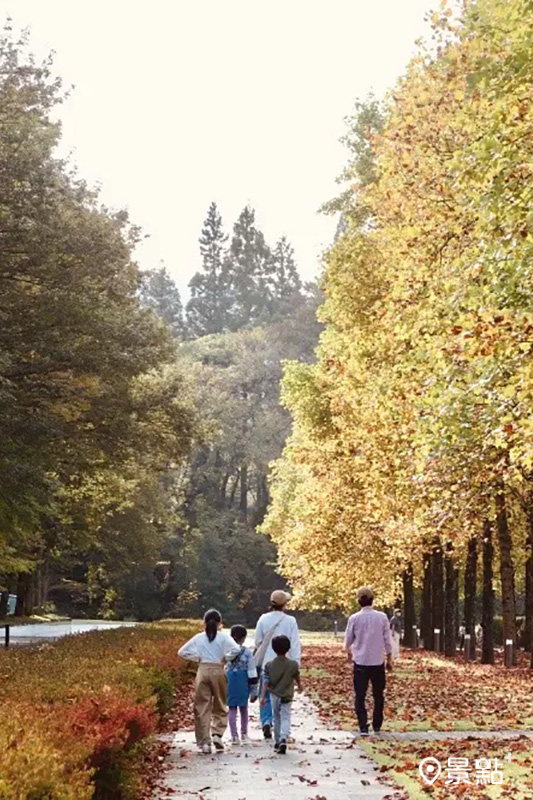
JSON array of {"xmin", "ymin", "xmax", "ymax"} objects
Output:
[{"xmin": 0, "ymin": 619, "xmax": 199, "ymax": 799}]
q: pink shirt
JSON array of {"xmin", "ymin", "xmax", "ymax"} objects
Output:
[{"xmin": 344, "ymin": 607, "xmax": 393, "ymax": 666}]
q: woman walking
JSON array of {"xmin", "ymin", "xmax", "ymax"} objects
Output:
[
  {"xmin": 178, "ymin": 609, "xmax": 241, "ymax": 753},
  {"xmin": 254, "ymin": 590, "xmax": 301, "ymax": 739}
]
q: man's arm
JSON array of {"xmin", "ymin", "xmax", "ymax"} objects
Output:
[
  {"xmin": 344, "ymin": 616, "xmax": 355, "ymax": 662},
  {"xmin": 383, "ymin": 615, "xmax": 394, "ymax": 670}
]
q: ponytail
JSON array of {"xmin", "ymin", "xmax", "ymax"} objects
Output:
[{"xmin": 204, "ymin": 608, "xmax": 222, "ymax": 642}]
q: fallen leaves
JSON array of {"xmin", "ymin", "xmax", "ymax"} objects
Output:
[{"xmin": 302, "ymin": 643, "xmax": 533, "ymax": 732}]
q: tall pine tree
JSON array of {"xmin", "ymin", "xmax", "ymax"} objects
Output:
[
  {"xmin": 269, "ymin": 236, "xmax": 302, "ymax": 317},
  {"xmin": 226, "ymin": 206, "xmax": 272, "ymax": 330},
  {"xmin": 186, "ymin": 202, "xmax": 229, "ymax": 336}
]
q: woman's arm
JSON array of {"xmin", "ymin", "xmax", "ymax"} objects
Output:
[
  {"xmin": 247, "ymin": 649, "xmax": 258, "ymax": 681},
  {"xmin": 254, "ymin": 616, "xmax": 264, "ymax": 648},
  {"xmin": 178, "ymin": 633, "xmax": 200, "ymax": 662},
  {"xmin": 290, "ymin": 618, "xmax": 302, "ymax": 664}
]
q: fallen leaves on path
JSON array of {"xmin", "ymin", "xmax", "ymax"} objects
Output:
[
  {"xmin": 302, "ymin": 643, "xmax": 533, "ymax": 731},
  {"xmin": 362, "ymin": 736, "xmax": 533, "ymax": 799}
]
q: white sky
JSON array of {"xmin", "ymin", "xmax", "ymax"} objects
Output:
[{"xmin": 5, "ymin": 0, "xmax": 436, "ymax": 298}]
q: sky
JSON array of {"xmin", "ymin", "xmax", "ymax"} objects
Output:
[{"xmin": 5, "ymin": 0, "xmax": 437, "ymax": 298}]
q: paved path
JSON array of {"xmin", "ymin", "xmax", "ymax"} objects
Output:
[
  {"xmin": 361, "ymin": 729, "xmax": 533, "ymax": 741},
  {"xmin": 154, "ymin": 694, "xmax": 394, "ymax": 800}
]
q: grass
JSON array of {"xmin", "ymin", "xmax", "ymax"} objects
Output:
[{"xmin": 361, "ymin": 737, "xmax": 533, "ymax": 799}]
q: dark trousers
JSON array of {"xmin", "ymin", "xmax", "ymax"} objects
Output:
[{"xmin": 353, "ymin": 663, "xmax": 386, "ymax": 732}]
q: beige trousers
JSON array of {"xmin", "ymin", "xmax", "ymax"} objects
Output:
[{"xmin": 194, "ymin": 663, "xmax": 227, "ymax": 746}]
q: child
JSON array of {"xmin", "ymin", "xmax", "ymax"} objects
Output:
[
  {"xmin": 260, "ymin": 634, "xmax": 302, "ymax": 754},
  {"xmin": 226, "ymin": 624, "xmax": 258, "ymax": 744},
  {"xmin": 178, "ymin": 609, "xmax": 241, "ymax": 754}
]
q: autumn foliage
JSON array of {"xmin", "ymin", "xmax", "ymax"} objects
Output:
[
  {"xmin": 263, "ymin": 0, "xmax": 533, "ymax": 660},
  {"xmin": 0, "ymin": 621, "xmax": 197, "ymax": 799}
]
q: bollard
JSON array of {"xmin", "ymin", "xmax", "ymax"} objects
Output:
[
  {"xmin": 412, "ymin": 625, "xmax": 418, "ymax": 648},
  {"xmin": 464, "ymin": 633, "xmax": 471, "ymax": 662},
  {"xmin": 434, "ymin": 628, "xmax": 441, "ymax": 653},
  {"xmin": 505, "ymin": 638, "xmax": 513, "ymax": 668},
  {"xmin": 4, "ymin": 625, "xmax": 9, "ymax": 648},
  {"xmin": 333, "ymin": 621, "xmax": 338, "ymax": 638}
]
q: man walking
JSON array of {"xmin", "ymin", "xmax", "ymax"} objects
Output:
[{"xmin": 345, "ymin": 586, "xmax": 393, "ymax": 735}]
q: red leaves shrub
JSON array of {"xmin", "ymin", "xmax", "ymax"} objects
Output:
[
  {"xmin": 67, "ymin": 693, "xmax": 157, "ymax": 768},
  {"xmin": 0, "ymin": 620, "xmax": 199, "ymax": 799}
]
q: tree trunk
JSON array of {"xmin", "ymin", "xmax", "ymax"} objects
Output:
[
  {"xmin": 0, "ymin": 591, "xmax": 8, "ymax": 619},
  {"xmin": 240, "ymin": 463, "xmax": 248, "ymax": 519},
  {"xmin": 495, "ymin": 484, "xmax": 517, "ymax": 664},
  {"xmin": 15, "ymin": 572, "xmax": 34, "ymax": 617},
  {"xmin": 431, "ymin": 538, "xmax": 444, "ymax": 652},
  {"xmin": 481, "ymin": 520, "xmax": 495, "ymax": 664},
  {"xmin": 402, "ymin": 565, "xmax": 416, "ymax": 647},
  {"xmin": 525, "ymin": 498, "xmax": 533, "ymax": 654},
  {"xmin": 464, "ymin": 535, "xmax": 477, "ymax": 657},
  {"xmin": 421, "ymin": 552, "xmax": 432, "ymax": 649},
  {"xmin": 444, "ymin": 542, "xmax": 457, "ymax": 657}
]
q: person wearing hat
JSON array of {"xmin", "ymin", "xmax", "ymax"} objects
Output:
[
  {"xmin": 254, "ymin": 589, "xmax": 301, "ymax": 740},
  {"xmin": 345, "ymin": 586, "xmax": 393, "ymax": 735}
]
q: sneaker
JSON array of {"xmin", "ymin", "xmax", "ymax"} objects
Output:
[
  {"xmin": 360, "ymin": 729, "xmax": 369, "ymax": 737},
  {"xmin": 262, "ymin": 724, "xmax": 272, "ymax": 740},
  {"xmin": 278, "ymin": 739, "xmax": 287, "ymax": 755},
  {"xmin": 212, "ymin": 734, "xmax": 224, "ymax": 751},
  {"xmin": 201, "ymin": 743, "xmax": 212, "ymax": 754},
  {"xmin": 240, "ymin": 734, "xmax": 250, "ymax": 744},
  {"xmin": 231, "ymin": 736, "xmax": 240, "ymax": 745},
  {"xmin": 274, "ymin": 741, "xmax": 280, "ymax": 752}
]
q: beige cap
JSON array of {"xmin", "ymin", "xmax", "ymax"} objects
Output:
[
  {"xmin": 356, "ymin": 586, "xmax": 374, "ymax": 601},
  {"xmin": 270, "ymin": 589, "xmax": 291, "ymax": 606}
]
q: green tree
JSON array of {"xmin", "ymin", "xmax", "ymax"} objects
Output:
[
  {"xmin": 140, "ymin": 265, "xmax": 185, "ymax": 339},
  {"xmin": 186, "ymin": 202, "xmax": 229, "ymax": 336},
  {"xmin": 269, "ymin": 236, "xmax": 302, "ymax": 318},
  {"xmin": 226, "ymin": 206, "xmax": 273, "ymax": 330},
  {"xmin": 0, "ymin": 27, "xmax": 196, "ymax": 618}
]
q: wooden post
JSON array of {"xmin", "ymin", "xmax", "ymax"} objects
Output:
[
  {"xmin": 413, "ymin": 625, "xmax": 419, "ymax": 648},
  {"xmin": 505, "ymin": 639, "xmax": 513, "ymax": 668},
  {"xmin": 464, "ymin": 633, "xmax": 471, "ymax": 662},
  {"xmin": 434, "ymin": 628, "xmax": 441, "ymax": 653},
  {"xmin": 4, "ymin": 625, "xmax": 9, "ymax": 648}
]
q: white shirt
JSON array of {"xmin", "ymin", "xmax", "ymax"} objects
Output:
[
  {"xmin": 254, "ymin": 610, "xmax": 301, "ymax": 665},
  {"xmin": 178, "ymin": 631, "xmax": 241, "ymax": 663}
]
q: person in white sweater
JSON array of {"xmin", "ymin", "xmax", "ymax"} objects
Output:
[
  {"xmin": 254, "ymin": 590, "xmax": 301, "ymax": 739},
  {"xmin": 178, "ymin": 608, "xmax": 241, "ymax": 754}
]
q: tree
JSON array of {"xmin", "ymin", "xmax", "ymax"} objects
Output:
[
  {"xmin": 140, "ymin": 265, "xmax": 186, "ymax": 339},
  {"xmin": 268, "ymin": 236, "xmax": 302, "ymax": 318},
  {"xmin": 263, "ymin": 0, "xmax": 533, "ymax": 665},
  {"xmin": 0, "ymin": 26, "xmax": 196, "ymax": 618},
  {"xmin": 187, "ymin": 202, "xmax": 230, "ymax": 337},
  {"xmin": 225, "ymin": 206, "xmax": 273, "ymax": 330}
]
